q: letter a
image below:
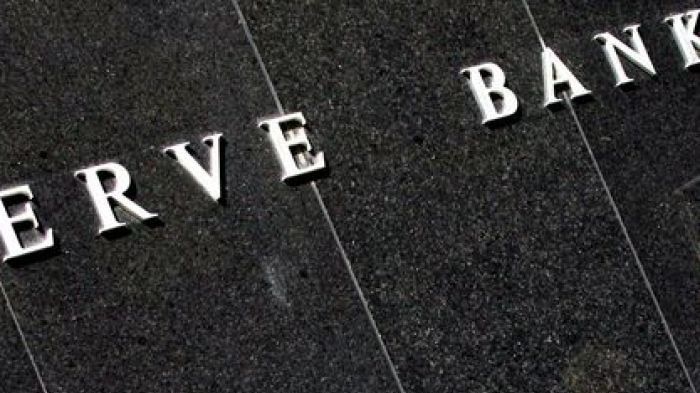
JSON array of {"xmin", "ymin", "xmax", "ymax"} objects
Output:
[{"xmin": 542, "ymin": 47, "xmax": 592, "ymax": 107}]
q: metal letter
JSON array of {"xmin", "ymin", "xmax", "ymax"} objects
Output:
[
  {"xmin": 459, "ymin": 62, "xmax": 519, "ymax": 125},
  {"xmin": 542, "ymin": 47, "xmax": 592, "ymax": 107},
  {"xmin": 594, "ymin": 25, "xmax": 656, "ymax": 87},
  {"xmin": 665, "ymin": 9, "xmax": 700, "ymax": 69},
  {"xmin": 0, "ymin": 185, "xmax": 54, "ymax": 262},
  {"xmin": 75, "ymin": 163, "xmax": 158, "ymax": 235},
  {"xmin": 163, "ymin": 133, "xmax": 223, "ymax": 202},
  {"xmin": 258, "ymin": 112, "xmax": 325, "ymax": 182}
]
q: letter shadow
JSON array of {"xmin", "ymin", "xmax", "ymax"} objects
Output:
[
  {"xmin": 546, "ymin": 90, "xmax": 597, "ymax": 113},
  {"xmin": 617, "ymin": 72, "xmax": 659, "ymax": 93},
  {"xmin": 5, "ymin": 238, "xmax": 62, "ymax": 268},
  {"xmin": 485, "ymin": 105, "xmax": 523, "ymax": 130},
  {"xmin": 100, "ymin": 182, "xmax": 164, "ymax": 241},
  {"xmin": 213, "ymin": 137, "xmax": 229, "ymax": 206},
  {"xmin": 687, "ymin": 62, "xmax": 700, "ymax": 73}
]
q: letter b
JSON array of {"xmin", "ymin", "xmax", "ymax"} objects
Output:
[{"xmin": 460, "ymin": 62, "xmax": 519, "ymax": 125}]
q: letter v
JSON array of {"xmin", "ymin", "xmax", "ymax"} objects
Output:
[{"xmin": 163, "ymin": 133, "xmax": 224, "ymax": 202}]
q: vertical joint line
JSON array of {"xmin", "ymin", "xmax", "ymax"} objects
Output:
[
  {"xmin": 230, "ymin": 0, "xmax": 284, "ymax": 115},
  {"xmin": 0, "ymin": 278, "xmax": 49, "ymax": 393},
  {"xmin": 309, "ymin": 183, "xmax": 408, "ymax": 393},
  {"xmin": 520, "ymin": 0, "xmax": 546, "ymax": 50},
  {"xmin": 563, "ymin": 94, "xmax": 698, "ymax": 393},
  {"xmin": 520, "ymin": 1, "xmax": 697, "ymax": 391},
  {"xmin": 230, "ymin": 1, "xmax": 408, "ymax": 393}
]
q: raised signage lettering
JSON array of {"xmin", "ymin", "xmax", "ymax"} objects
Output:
[
  {"xmin": 665, "ymin": 9, "xmax": 700, "ymax": 69},
  {"xmin": 542, "ymin": 47, "xmax": 592, "ymax": 107},
  {"xmin": 594, "ymin": 25, "xmax": 656, "ymax": 87},
  {"xmin": 460, "ymin": 62, "xmax": 519, "ymax": 125},
  {"xmin": 461, "ymin": 8, "xmax": 700, "ymax": 123},
  {"xmin": 4, "ymin": 8, "xmax": 700, "ymax": 261},
  {"xmin": 163, "ymin": 133, "xmax": 224, "ymax": 202},
  {"xmin": 75, "ymin": 163, "xmax": 159, "ymax": 235},
  {"xmin": 0, "ymin": 185, "xmax": 54, "ymax": 262},
  {"xmin": 258, "ymin": 112, "xmax": 325, "ymax": 182}
]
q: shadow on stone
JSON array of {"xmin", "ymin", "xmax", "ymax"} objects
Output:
[
  {"xmin": 5, "ymin": 239, "xmax": 62, "ymax": 268},
  {"xmin": 485, "ymin": 105, "xmax": 523, "ymax": 129}
]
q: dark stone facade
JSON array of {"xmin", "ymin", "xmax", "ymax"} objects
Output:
[{"xmin": 0, "ymin": 1, "xmax": 698, "ymax": 392}]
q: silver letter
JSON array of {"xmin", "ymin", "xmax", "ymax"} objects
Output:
[
  {"xmin": 665, "ymin": 10, "xmax": 700, "ymax": 69},
  {"xmin": 258, "ymin": 112, "xmax": 325, "ymax": 182},
  {"xmin": 163, "ymin": 133, "xmax": 223, "ymax": 202},
  {"xmin": 75, "ymin": 163, "xmax": 158, "ymax": 235},
  {"xmin": 0, "ymin": 185, "xmax": 54, "ymax": 262},
  {"xmin": 459, "ymin": 62, "xmax": 519, "ymax": 125},
  {"xmin": 542, "ymin": 47, "xmax": 592, "ymax": 107},
  {"xmin": 594, "ymin": 25, "xmax": 656, "ymax": 87}
]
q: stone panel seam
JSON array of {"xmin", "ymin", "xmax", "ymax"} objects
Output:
[
  {"xmin": 0, "ymin": 278, "xmax": 49, "ymax": 393},
  {"xmin": 520, "ymin": 0, "xmax": 698, "ymax": 391},
  {"xmin": 229, "ymin": 1, "xmax": 408, "ymax": 392}
]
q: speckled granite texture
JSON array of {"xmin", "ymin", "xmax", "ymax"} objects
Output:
[
  {"xmin": 0, "ymin": 1, "xmax": 394, "ymax": 392},
  {"xmin": 239, "ymin": 0, "xmax": 698, "ymax": 392},
  {"xmin": 1, "ymin": 0, "xmax": 699, "ymax": 392},
  {"xmin": 0, "ymin": 300, "xmax": 37, "ymax": 393},
  {"xmin": 526, "ymin": 1, "xmax": 700, "ymax": 389}
]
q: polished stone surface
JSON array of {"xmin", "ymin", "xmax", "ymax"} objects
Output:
[
  {"xmin": 0, "ymin": 297, "xmax": 39, "ymax": 393},
  {"xmin": 526, "ymin": 0, "xmax": 700, "ymax": 386},
  {"xmin": 0, "ymin": 1, "xmax": 393, "ymax": 392},
  {"xmin": 2, "ymin": 0, "xmax": 699, "ymax": 392},
  {"xmin": 239, "ymin": 0, "xmax": 695, "ymax": 392}
]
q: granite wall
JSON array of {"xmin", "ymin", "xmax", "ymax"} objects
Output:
[{"xmin": 1, "ymin": 1, "xmax": 699, "ymax": 392}]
